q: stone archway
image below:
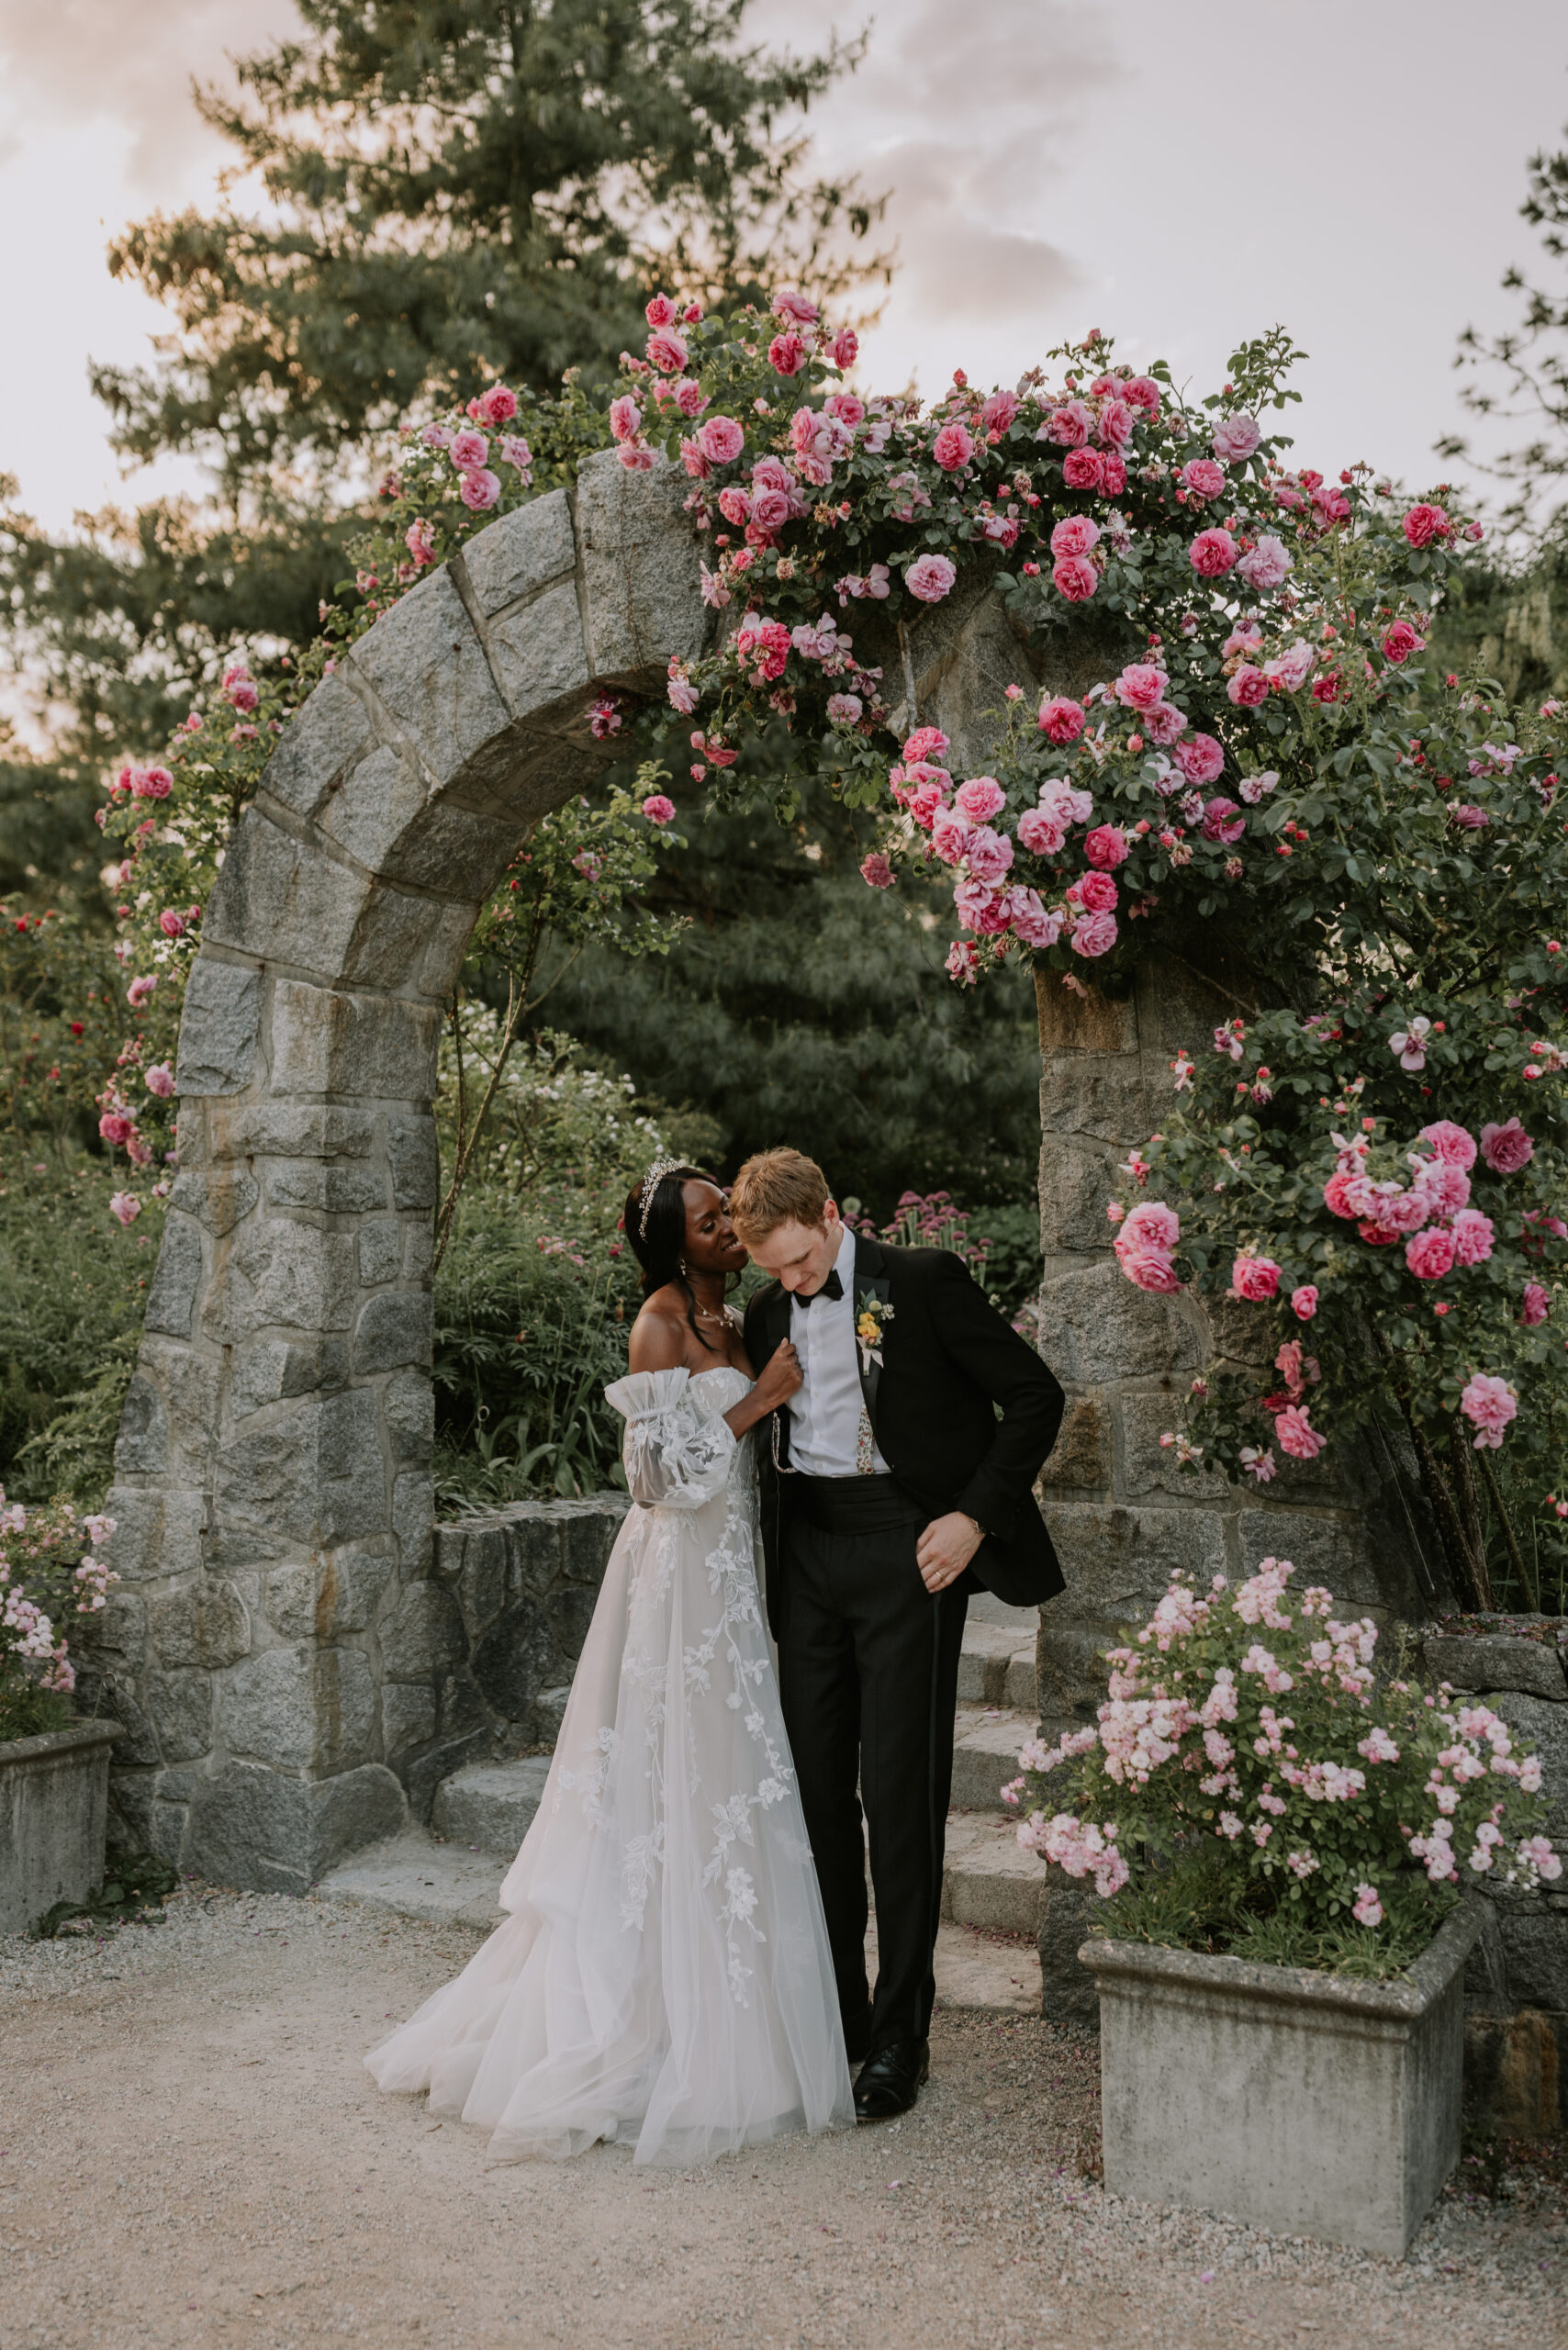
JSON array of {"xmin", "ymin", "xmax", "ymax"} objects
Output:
[{"xmin": 95, "ymin": 453, "xmax": 1439, "ymax": 1893}]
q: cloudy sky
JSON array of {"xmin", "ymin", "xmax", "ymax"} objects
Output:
[{"xmin": 1, "ymin": 0, "xmax": 1565, "ymax": 535}]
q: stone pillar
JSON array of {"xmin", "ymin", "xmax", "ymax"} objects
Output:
[{"xmin": 86, "ymin": 457, "xmax": 708, "ymax": 1890}]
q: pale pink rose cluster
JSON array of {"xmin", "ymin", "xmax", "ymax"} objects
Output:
[
  {"xmin": 1114, "ymin": 1199, "xmax": 1181, "ymax": 1293},
  {"xmin": 1017, "ymin": 1811, "xmax": 1130, "ymax": 1897}
]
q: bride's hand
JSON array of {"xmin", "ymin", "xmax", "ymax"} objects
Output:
[{"xmin": 750, "ymin": 1340, "xmax": 803, "ymax": 1414}]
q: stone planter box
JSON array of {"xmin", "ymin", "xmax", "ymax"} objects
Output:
[
  {"xmin": 1, "ymin": 1720, "xmax": 121, "ymax": 1936},
  {"xmin": 1081, "ymin": 1901, "xmax": 1485, "ymax": 2257}
]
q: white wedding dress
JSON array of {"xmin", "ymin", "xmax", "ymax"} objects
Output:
[{"xmin": 364, "ymin": 1366, "xmax": 854, "ymax": 2164}]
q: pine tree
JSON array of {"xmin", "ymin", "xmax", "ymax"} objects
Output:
[{"xmin": 95, "ymin": 0, "xmax": 886, "ymax": 506}]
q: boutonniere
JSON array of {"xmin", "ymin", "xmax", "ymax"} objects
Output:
[{"xmin": 855, "ymin": 1289, "xmax": 894, "ymax": 1373}]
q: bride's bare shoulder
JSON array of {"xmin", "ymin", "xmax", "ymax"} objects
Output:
[{"xmin": 627, "ymin": 1291, "xmax": 691, "ymax": 1373}]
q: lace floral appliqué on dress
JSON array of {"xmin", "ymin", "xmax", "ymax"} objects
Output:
[{"xmin": 364, "ymin": 1366, "xmax": 853, "ymax": 2165}]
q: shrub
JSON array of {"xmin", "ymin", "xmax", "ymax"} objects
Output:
[{"xmin": 0, "ymin": 1492, "xmax": 118, "ymax": 1742}]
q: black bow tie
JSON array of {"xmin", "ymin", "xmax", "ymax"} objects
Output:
[{"xmin": 795, "ymin": 1268, "xmax": 844, "ymax": 1307}]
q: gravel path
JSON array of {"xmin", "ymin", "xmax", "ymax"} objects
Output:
[{"xmin": 2, "ymin": 1884, "xmax": 1563, "ymax": 2350}]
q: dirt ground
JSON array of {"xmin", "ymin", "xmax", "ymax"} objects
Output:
[{"xmin": 2, "ymin": 1883, "xmax": 1564, "ymax": 2350}]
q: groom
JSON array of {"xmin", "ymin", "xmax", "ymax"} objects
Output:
[{"xmin": 732, "ymin": 1149, "xmax": 1065, "ymax": 2121}]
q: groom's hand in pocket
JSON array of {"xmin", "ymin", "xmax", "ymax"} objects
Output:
[{"xmin": 915, "ymin": 1511, "xmax": 983, "ymax": 1593}]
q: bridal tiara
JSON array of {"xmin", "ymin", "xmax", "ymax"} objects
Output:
[{"xmin": 637, "ymin": 1156, "xmax": 683, "ymax": 1238}]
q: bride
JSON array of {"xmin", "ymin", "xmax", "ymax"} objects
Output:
[{"xmin": 364, "ymin": 1161, "xmax": 855, "ymax": 2163}]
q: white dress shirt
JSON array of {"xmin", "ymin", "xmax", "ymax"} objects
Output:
[{"xmin": 788, "ymin": 1223, "xmax": 890, "ymax": 1477}]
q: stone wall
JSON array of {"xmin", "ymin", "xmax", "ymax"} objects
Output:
[{"xmin": 84, "ymin": 1492, "xmax": 626, "ymax": 1886}]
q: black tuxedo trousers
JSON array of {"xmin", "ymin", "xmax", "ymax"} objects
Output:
[{"xmin": 778, "ymin": 1474, "xmax": 968, "ymax": 2056}]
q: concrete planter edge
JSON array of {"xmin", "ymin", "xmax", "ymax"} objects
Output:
[
  {"xmin": 0, "ymin": 1718, "xmax": 123, "ymax": 1937},
  {"xmin": 1079, "ymin": 1898, "xmax": 1486, "ymax": 2257}
]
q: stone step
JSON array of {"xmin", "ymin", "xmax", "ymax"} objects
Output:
[
  {"xmin": 950, "ymin": 1705, "xmax": 1031, "ymax": 1814},
  {"xmin": 430, "ymin": 1756, "xmax": 552, "ymax": 1856},
  {"xmin": 957, "ymin": 1619, "xmax": 1037, "ymax": 1710},
  {"xmin": 942, "ymin": 1808, "xmax": 1043, "ymax": 1936}
]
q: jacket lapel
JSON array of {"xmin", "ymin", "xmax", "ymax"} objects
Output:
[
  {"xmin": 762, "ymin": 1281, "xmax": 794, "ymax": 1471},
  {"xmin": 852, "ymin": 1233, "xmax": 892, "ymax": 1434}
]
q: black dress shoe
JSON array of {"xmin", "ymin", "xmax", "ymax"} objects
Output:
[{"xmin": 853, "ymin": 2040, "xmax": 930, "ymax": 2121}]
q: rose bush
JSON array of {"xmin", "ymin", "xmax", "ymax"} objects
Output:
[
  {"xmin": 1006, "ymin": 1557, "xmax": 1561, "ymax": 1976},
  {"xmin": 0, "ymin": 1490, "xmax": 117, "ymax": 1741}
]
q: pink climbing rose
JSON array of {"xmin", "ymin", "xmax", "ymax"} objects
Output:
[
  {"xmin": 1290, "ymin": 1285, "xmax": 1319, "ymax": 1320},
  {"xmin": 698, "ymin": 414, "xmax": 745, "ymax": 465},
  {"xmin": 1275, "ymin": 1405, "xmax": 1326, "ymax": 1460},
  {"xmin": 1230, "ymin": 1253, "xmax": 1282, "ymax": 1302},
  {"xmin": 906, "ymin": 554, "xmax": 958, "ymax": 604},
  {"xmin": 1460, "ymin": 1374, "xmax": 1518, "ymax": 1449},
  {"xmin": 1480, "ymin": 1118, "xmax": 1533, "ymax": 1173}
]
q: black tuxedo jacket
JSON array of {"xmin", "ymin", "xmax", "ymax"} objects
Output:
[{"xmin": 743, "ymin": 1233, "xmax": 1066, "ymax": 1633}]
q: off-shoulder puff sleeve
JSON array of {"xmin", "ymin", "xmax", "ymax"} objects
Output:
[{"xmin": 604, "ymin": 1369, "xmax": 737, "ymax": 1510}]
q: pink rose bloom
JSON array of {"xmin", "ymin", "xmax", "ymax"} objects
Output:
[
  {"xmin": 1413, "ymin": 1159, "xmax": 1471, "ymax": 1220},
  {"xmin": 1230, "ymin": 1252, "xmax": 1282, "ymax": 1302},
  {"xmin": 679, "ymin": 437, "xmax": 711, "ymax": 480},
  {"xmin": 499, "ymin": 435, "xmax": 532, "ymax": 471},
  {"xmin": 1382, "ymin": 621, "xmax": 1420, "ymax": 664},
  {"xmin": 1038, "ymin": 696, "xmax": 1087, "ymax": 744},
  {"xmin": 1124, "ymin": 1201, "xmax": 1180, "ymax": 1253},
  {"xmin": 1267, "ymin": 641, "xmax": 1315, "ymax": 693},
  {"xmin": 861, "ymin": 852, "xmax": 896, "ymax": 890},
  {"xmin": 1143, "ymin": 701, "xmax": 1188, "ymax": 746},
  {"xmin": 931, "ymin": 809, "xmax": 974, "ymax": 867},
  {"xmin": 1323, "ymin": 1172, "xmax": 1359, "ymax": 1220},
  {"xmin": 609, "ymin": 396, "xmax": 642, "ymax": 442},
  {"xmin": 980, "ymin": 388, "xmax": 1018, "ymax": 434},
  {"xmin": 666, "ymin": 676, "xmax": 700, "ymax": 714},
  {"xmin": 907, "ymin": 781, "xmax": 949, "ymax": 830},
  {"xmin": 903, "ymin": 726, "xmax": 950, "ymax": 763},
  {"xmin": 1481, "ymin": 1117, "xmax": 1533, "ymax": 1173},
  {"xmin": 476, "ymin": 384, "xmax": 518, "ymax": 425},
  {"xmin": 828, "ymin": 329, "xmax": 858, "ymax": 369},
  {"xmin": 672, "ymin": 379, "xmax": 707, "ymax": 420},
  {"xmin": 1213, "ymin": 415, "xmax": 1261, "ymax": 461},
  {"xmin": 767, "ymin": 332, "xmax": 806, "ymax": 375},
  {"xmin": 965, "ymin": 825, "xmax": 1014, "ymax": 884},
  {"xmin": 137, "ymin": 767, "xmax": 174, "ymax": 800},
  {"xmin": 933, "ymin": 420, "xmax": 974, "ymax": 471},
  {"xmin": 1460, "ymin": 1372, "xmax": 1518, "ymax": 1449},
  {"xmin": 1403, "ymin": 502, "xmax": 1450, "ymax": 549},
  {"xmin": 748, "ymin": 487, "xmax": 790, "ymax": 536},
  {"xmin": 1050, "ymin": 514, "xmax": 1101, "ymax": 559},
  {"xmin": 1226, "ymin": 666, "xmax": 1270, "ymax": 709},
  {"xmin": 405, "ymin": 518, "xmax": 436, "ymax": 566},
  {"xmin": 1053, "ymin": 554, "xmax": 1099, "ymax": 602},
  {"xmin": 225, "ymin": 676, "xmax": 259, "ymax": 712},
  {"xmin": 449, "ymin": 427, "xmax": 488, "ymax": 471},
  {"xmin": 159, "ymin": 909, "xmax": 185, "ymax": 938},
  {"xmin": 646, "ymin": 330, "xmax": 689, "ymax": 374},
  {"xmin": 1275, "ymin": 1404, "xmax": 1326, "ymax": 1460},
  {"xmin": 1236, "ymin": 535, "xmax": 1293, "ymax": 593},
  {"xmin": 1180, "ymin": 458, "xmax": 1226, "ymax": 498},
  {"xmin": 955, "ymin": 776, "xmax": 1006, "ymax": 822},
  {"xmin": 1046, "ymin": 400, "xmax": 1092, "ymax": 448},
  {"xmin": 1291, "ymin": 1284, "xmax": 1319, "ymax": 1320},
  {"xmin": 826, "ymin": 692, "xmax": 863, "ymax": 724},
  {"xmin": 1175, "ymin": 734, "xmax": 1225, "ymax": 786},
  {"xmin": 1070, "ymin": 908, "xmax": 1117, "ymax": 958},
  {"xmin": 1007, "ymin": 890, "xmax": 1062, "ymax": 949},
  {"xmin": 641, "ymin": 794, "xmax": 676, "ymax": 825},
  {"xmin": 698, "ymin": 414, "xmax": 744, "ymax": 465},
  {"xmin": 617, "ymin": 444, "xmax": 655, "ymax": 472},
  {"xmin": 1450, "ymin": 1209, "xmax": 1495, "ymax": 1267},
  {"xmin": 127, "ymin": 975, "xmax": 157, "ymax": 1008},
  {"xmin": 1095, "ymin": 398, "xmax": 1135, "ymax": 449},
  {"xmin": 906, "ymin": 554, "xmax": 958, "ymax": 603},
  {"xmin": 1124, "ymin": 376, "xmax": 1161, "ymax": 418},
  {"xmin": 1016, "ymin": 807, "xmax": 1067, "ymax": 856},
  {"xmin": 772, "ymin": 287, "xmax": 819, "ymax": 326},
  {"xmin": 1418, "ymin": 1119, "xmax": 1477, "ymax": 1169},
  {"xmin": 644, "ymin": 295, "xmax": 676, "ymax": 329},
  {"xmin": 1038, "ymin": 778, "xmax": 1094, "ymax": 827},
  {"xmin": 1406, "ymin": 1227, "xmax": 1456, "ymax": 1281},
  {"xmin": 1101, "ymin": 453, "xmax": 1128, "ymax": 495},
  {"xmin": 717, "ymin": 487, "xmax": 751, "ymax": 528},
  {"xmin": 1202, "ymin": 797, "xmax": 1245, "ymax": 845},
  {"xmin": 1190, "ymin": 527, "xmax": 1238, "ymax": 578},
  {"xmin": 420, "ymin": 421, "xmax": 454, "ymax": 449},
  {"xmin": 954, "ymin": 878, "xmax": 1010, "ymax": 934},
  {"xmin": 1522, "ymin": 1281, "xmax": 1551, "ymax": 1326},
  {"xmin": 825, "ymin": 392, "xmax": 865, "ymax": 427},
  {"xmin": 144, "ymin": 1062, "xmax": 175, "ymax": 1099},
  {"xmin": 1451, "ymin": 803, "xmax": 1489, "ymax": 829},
  {"xmin": 1114, "ymin": 662, "xmax": 1168, "ymax": 711},
  {"xmin": 459, "ymin": 467, "xmax": 501, "ymax": 510},
  {"xmin": 1083, "ymin": 825, "xmax": 1127, "ymax": 872},
  {"xmin": 1115, "ymin": 1241, "xmax": 1182, "ymax": 1292},
  {"xmin": 98, "ymin": 1111, "xmax": 134, "ymax": 1145},
  {"xmin": 1062, "ymin": 448, "xmax": 1103, "ymax": 490},
  {"xmin": 108, "ymin": 1192, "xmax": 141, "ymax": 1228},
  {"xmin": 1070, "ymin": 870, "xmax": 1117, "ymax": 913}
]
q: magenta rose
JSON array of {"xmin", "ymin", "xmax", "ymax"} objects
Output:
[
  {"xmin": 1070, "ymin": 908, "xmax": 1117, "ymax": 957},
  {"xmin": 1070, "ymin": 870, "xmax": 1117, "ymax": 914},
  {"xmin": 459, "ymin": 467, "xmax": 501, "ymax": 510},
  {"xmin": 1480, "ymin": 1117, "xmax": 1533, "ymax": 1174},
  {"xmin": 906, "ymin": 554, "xmax": 958, "ymax": 603},
  {"xmin": 767, "ymin": 332, "xmax": 806, "ymax": 376},
  {"xmin": 1406, "ymin": 1227, "xmax": 1456, "ymax": 1281},
  {"xmin": 1175, "ymin": 734, "xmax": 1225, "ymax": 786},
  {"xmin": 1083, "ymin": 824, "xmax": 1128, "ymax": 870},
  {"xmin": 1052, "ymin": 554, "xmax": 1098, "ymax": 602},
  {"xmin": 1189, "ymin": 528, "xmax": 1238, "ymax": 578},
  {"xmin": 1062, "ymin": 448, "xmax": 1103, "ymax": 490},
  {"xmin": 907, "ymin": 780, "xmax": 949, "ymax": 830},
  {"xmin": 1037, "ymin": 696, "xmax": 1087, "ymax": 744},
  {"xmin": 698, "ymin": 414, "xmax": 745, "ymax": 465},
  {"xmin": 1403, "ymin": 502, "xmax": 1450, "ymax": 549},
  {"xmin": 955, "ymin": 776, "xmax": 1006, "ymax": 822},
  {"xmin": 139, "ymin": 767, "xmax": 174, "ymax": 800},
  {"xmin": 933, "ymin": 420, "xmax": 974, "ymax": 471},
  {"xmin": 1050, "ymin": 515, "xmax": 1101, "ymax": 559},
  {"xmin": 1230, "ymin": 1252, "xmax": 1282, "ymax": 1302},
  {"xmin": 1382, "ymin": 621, "xmax": 1420, "ymax": 664},
  {"xmin": 158, "ymin": 909, "xmax": 185, "ymax": 938}
]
